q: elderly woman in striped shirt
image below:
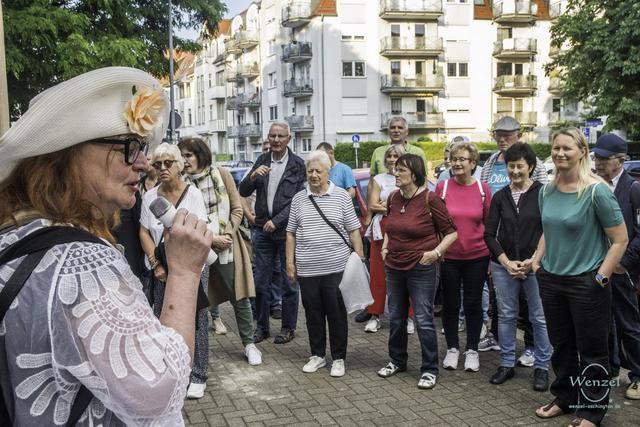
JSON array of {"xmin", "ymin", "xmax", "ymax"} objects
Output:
[{"xmin": 286, "ymin": 150, "xmax": 364, "ymax": 378}]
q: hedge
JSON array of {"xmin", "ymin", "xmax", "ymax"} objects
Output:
[{"xmin": 335, "ymin": 141, "xmax": 553, "ymax": 169}]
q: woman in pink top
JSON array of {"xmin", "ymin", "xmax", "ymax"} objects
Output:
[{"xmin": 435, "ymin": 142, "xmax": 492, "ymax": 373}]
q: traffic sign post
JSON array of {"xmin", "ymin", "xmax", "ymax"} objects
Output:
[{"xmin": 352, "ymin": 134, "xmax": 360, "ymax": 168}]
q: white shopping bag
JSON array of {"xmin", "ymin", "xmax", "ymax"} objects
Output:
[{"xmin": 339, "ymin": 252, "xmax": 374, "ymax": 314}]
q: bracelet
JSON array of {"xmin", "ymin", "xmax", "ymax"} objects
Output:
[
  {"xmin": 381, "ymin": 248, "xmax": 389, "ymax": 252},
  {"xmin": 434, "ymin": 248, "xmax": 442, "ymax": 258}
]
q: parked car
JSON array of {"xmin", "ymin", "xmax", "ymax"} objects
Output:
[
  {"xmin": 624, "ymin": 160, "xmax": 640, "ymax": 180},
  {"xmin": 227, "ymin": 166, "xmax": 251, "ymax": 188},
  {"xmin": 219, "ymin": 160, "xmax": 254, "ymax": 168}
]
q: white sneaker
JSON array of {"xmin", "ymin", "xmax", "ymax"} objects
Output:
[
  {"xmin": 364, "ymin": 316, "xmax": 381, "ymax": 333},
  {"xmin": 330, "ymin": 359, "xmax": 345, "ymax": 377},
  {"xmin": 245, "ymin": 343, "xmax": 262, "ymax": 366},
  {"xmin": 212, "ymin": 318, "xmax": 227, "ymax": 335},
  {"xmin": 407, "ymin": 318, "xmax": 415, "ymax": 334},
  {"xmin": 480, "ymin": 323, "xmax": 488, "ymax": 340},
  {"xmin": 302, "ymin": 356, "xmax": 326, "ymax": 373},
  {"xmin": 443, "ymin": 348, "xmax": 460, "ymax": 370},
  {"xmin": 186, "ymin": 382, "xmax": 206, "ymax": 399},
  {"xmin": 517, "ymin": 348, "xmax": 535, "ymax": 367},
  {"xmin": 464, "ymin": 350, "xmax": 480, "ymax": 372}
]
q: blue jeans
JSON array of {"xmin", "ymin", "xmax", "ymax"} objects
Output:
[
  {"xmin": 492, "ymin": 261, "xmax": 551, "ymax": 369},
  {"xmin": 252, "ymin": 227, "xmax": 299, "ymax": 333},
  {"xmin": 386, "ymin": 264, "xmax": 439, "ymax": 375}
]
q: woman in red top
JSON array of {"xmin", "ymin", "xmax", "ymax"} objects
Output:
[
  {"xmin": 435, "ymin": 142, "xmax": 492, "ymax": 373},
  {"xmin": 376, "ymin": 154, "xmax": 457, "ymax": 389}
]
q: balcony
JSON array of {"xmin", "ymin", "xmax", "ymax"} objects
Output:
[
  {"xmin": 548, "ymin": 77, "xmax": 565, "ymax": 94},
  {"xmin": 226, "ymin": 68, "xmax": 240, "ymax": 83},
  {"xmin": 210, "ymin": 85, "xmax": 225, "ymax": 99},
  {"xmin": 234, "ymin": 30, "xmax": 259, "ymax": 50},
  {"xmin": 493, "ymin": 75, "xmax": 537, "ymax": 96},
  {"xmin": 224, "ymin": 38, "xmax": 240, "ymax": 56},
  {"xmin": 380, "ymin": 73, "xmax": 445, "ymax": 95},
  {"xmin": 549, "ymin": 42, "xmax": 569, "ymax": 58},
  {"xmin": 239, "ymin": 124, "xmax": 262, "ymax": 138},
  {"xmin": 492, "ymin": 0, "xmax": 538, "ymax": 25},
  {"xmin": 282, "ymin": 41, "xmax": 313, "ymax": 63},
  {"xmin": 549, "ymin": 0, "xmax": 567, "ymax": 19},
  {"xmin": 226, "ymin": 96, "xmax": 238, "ymax": 110},
  {"xmin": 228, "ymin": 126, "xmax": 240, "ymax": 138},
  {"xmin": 493, "ymin": 38, "xmax": 537, "ymax": 60},
  {"xmin": 379, "ymin": 0, "xmax": 443, "ymax": 21},
  {"xmin": 282, "ymin": 2, "xmax": 312, "ymax": 28},
  {"xmin": 285, "ymin": 115, "xmax": 314, "ymax": 132},
  {"xmin": 379, "ymin": 36, "xmax": 444, "ymax": 58},
  {"xmin": 283, "ymin": 79, "xmax": 313, "ymax": 98},
  {"xmin": 236, "ymin": 62, "xmax": 260, "ymax": 79},
  {"xmin": 381, "ymin": 112, "xmax": 444, "ymax": 129},
  {"xmin": 549, "ymin": 110, "xmax": 580, "ymax": 124},
  {"xmin": 493, "ymin": 112, "xmax": 537, "ymax": 128},
  {"xmin": 209, "ymin": 119, "xmax": 226, "ymax": 133},
  {"xmin": 236, "ymin": 92, "xmax": 261, "ymax": 109}
]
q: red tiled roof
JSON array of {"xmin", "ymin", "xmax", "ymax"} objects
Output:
[{"xmin": 313, "ymin": 0, "xmax": 337, "ymax": 16}]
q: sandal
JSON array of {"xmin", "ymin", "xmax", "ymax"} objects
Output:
[
  {"xmin": 417, "ymin": 372, "xmax": 437, "ymax": 389},
  {"xmin": 535, "ymin": 400, "xmax": 569, "ymax": 419},
  {"xmin": 568, "ymin": 418, "xmax": 597, "ymax": 427}
]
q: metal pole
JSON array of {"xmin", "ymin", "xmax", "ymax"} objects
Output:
[
  {"xmin": 168, "ymin": 0, "xmax": 176, "ymax": 142},
  {"xmin": 0, "ymin": 3, "xmax": 10, "ymax": 134},
  {"xmin": 354, "ymin": 147, "xmax": 359, "ymax": 169}
]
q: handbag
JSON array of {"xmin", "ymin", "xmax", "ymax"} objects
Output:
[{"xmin": 307, "ymin": 195, "xmax": 373, "ymax": 314}]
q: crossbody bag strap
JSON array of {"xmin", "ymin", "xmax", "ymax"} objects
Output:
[{"xmin": 307, "ymin": 195, "xmax": 354, "ymax": 252}]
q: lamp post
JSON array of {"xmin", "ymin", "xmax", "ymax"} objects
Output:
[
  {"xmin": 0, "ymin": 3, "xmax": 10, "ymax": 135},
  {"xmin": 167, "ymin": 0, "xmax": 176, "ymax": 143}
]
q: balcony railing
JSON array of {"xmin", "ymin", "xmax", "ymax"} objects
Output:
[
  {"xmin": 236, "ymin": 62, "xmax": 260, "ymax": 79},
  {"xmin": 224, "ymin": 38, "xmax": 240, "ymax": 55},
  {"xmin": 282, "ymin": 41, "xmax": 313, "ymax": 63},
  {"xmin": 549, "ymin": 110, "xmax": 580, "ymax": 124},
  {"xmin": 228, "ymin": 126, "xmax": 240, "ymax": 138},
  {"xmin": 493, "ymin": 112, "xmax": 537, "ymax": 127},
  {"xmin": 209, "ymin": 119, "xmax": 226, "ymax": 133},
  {"xmin": 285, "ymin": 115, "xmax": 314, "ymax": 132},
  {"xmin": 226, "ymin": 96, "xmax": 238, "ymax": 110},
  {"xmin": 282, "ymin": 2, "xmax": 312, "ymax": 28},
  {"xmin": 493, "ymin": 38, "xmax": 537, "ymax": 59},
  {"xmin": 493, "ymin": 75, "xmax": 537, "ymax": 95},
  {"xmin": 379, "ymin": 0, "xmax": 443, "ymax": 20},
  {"xmin": 548, "ymin": 77, "xmax": 565, "ymax": 94},
  {"xmin": 549, "ymin": 0, "xmax": 567, "ymax": 19},
  {"xmin": 236, "ymin": 92, "xmax": 261, "ymax": 108},
  {"xmin": 381, "ymin": 112, "xmax": 444, "ymax": 129},
  {"xmin": 379, "ymin": 36, "xmax": 444, "ymax": 57},
  {"xmin": 234, "ymin": 30, "xmax": 259, "ymax": 50},
  {"xmin": 210, "ymin": 85, "xmax": 225, "ymax": 99},
  {"xmin": 283, "ymin": 79, "xmax": 313, "ymax": 98},
  {"xmin": 239, "ymin": 124, "xmax": 262, "ymax": 138},
  {"xmin": 380, "ymin": 73, "xmax": 445, "ymax": 94},
  {"xmin": 492, "ymin": 0, "xmax": 538, "ymax": 24}
]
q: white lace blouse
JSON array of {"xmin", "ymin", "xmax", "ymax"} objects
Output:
[{"xmin": 0, "ymin": 219, "xmax": 191, "ymax": 426}]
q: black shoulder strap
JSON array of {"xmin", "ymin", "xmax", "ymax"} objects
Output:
[
  {"xmin": 307, "ymin": 195, "xmax": 354, "ymax": 252},
  {"xmin": 0, "ymin": 226, "xmax": 108, "ymax": 427}
]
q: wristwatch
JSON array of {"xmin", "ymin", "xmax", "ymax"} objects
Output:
[{"xmin": 595, "ymin": 273, "xmax": 609, "ymax": 287}]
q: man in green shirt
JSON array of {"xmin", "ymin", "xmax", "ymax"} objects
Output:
[{"xmin": 369, "ymin": 116, "xmax": 427, "ymax": 176}]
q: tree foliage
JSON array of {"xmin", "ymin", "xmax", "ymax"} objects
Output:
[
  {"xmin": 547, "ymin": 0, "xmax": 640, "ymax": 138},
  {"xmin": 3, "ymin": 0, "xmax": 226, "ymax": 119}
]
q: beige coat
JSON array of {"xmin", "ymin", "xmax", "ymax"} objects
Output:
[{"xmin": 208, "ymin": 167, "xmax": 256, "ymax": 305}]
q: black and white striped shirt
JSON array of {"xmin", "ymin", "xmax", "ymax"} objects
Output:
[{"xmin": 287, "ymin": 182, "xmax": 361, "ymax": 277}]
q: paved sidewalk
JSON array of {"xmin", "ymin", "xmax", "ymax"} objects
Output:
[{"xmin": 183, "ymin": 308, "xmax": 640, "ymax": 426}]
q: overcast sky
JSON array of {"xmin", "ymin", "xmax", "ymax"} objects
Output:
[{"xmin": 224, "ymin": 0, "xmax": 255, "ymax": 18}]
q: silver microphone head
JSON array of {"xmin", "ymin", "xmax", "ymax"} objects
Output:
[{"xmin": 149, "ymin": 197, "xmax": 172, "ymax": 219}]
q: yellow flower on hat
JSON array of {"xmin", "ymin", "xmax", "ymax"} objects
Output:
[{"xmin": 123, "ymin": 87, "xmax": 165, "ymax": 136}]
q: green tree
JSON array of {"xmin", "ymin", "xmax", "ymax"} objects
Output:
[
  {"xmin": 3, "ymin": 0, "xmax": 226, "ymax": 119},
  {"xmin": 547, "ymin": 0, "xmax": 640, "ymax": 138}
]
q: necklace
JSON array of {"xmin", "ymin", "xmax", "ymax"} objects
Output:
[{"xmin": 400, "ymin": 186, "xmax": 421, "ymax": 214}]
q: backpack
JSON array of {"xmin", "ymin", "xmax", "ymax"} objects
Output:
[
  {"xmin": 441, "ymin": 177, "xmax": 485, "ymax": 203},
  {"xmin": 0, "ymin": 226, "xmax": 110, "ymax": 426}
]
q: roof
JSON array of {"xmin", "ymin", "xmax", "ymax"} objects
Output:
[
  {"xmin": 313, "ymin": 0, "xmax": 337, "ymax": 16},
  {"xmin": 216, "ymin": 19, "xmax": 231, "ymax": 36}
]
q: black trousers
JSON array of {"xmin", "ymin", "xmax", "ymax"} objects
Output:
[
  {"xmin": 298, "ymin": 272, "xmax": 348, "ymax": 360},
  {"xmin": 608, "ymin": 273, "xmax": 640, "ymax": 381},
  {"xmin": 537, "ymin": 267, "xmax": 612, "ymax": 425},
  {"xmin": 442, "ymin": 256, "xmax": 490, "ymax": 351}
]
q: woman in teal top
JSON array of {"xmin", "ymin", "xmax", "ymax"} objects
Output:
[{"xmin": 532, "ymin": 128, "xmax": 628, "ymax": 427}]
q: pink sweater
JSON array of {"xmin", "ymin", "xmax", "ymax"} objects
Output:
[{"xmin": 435, "ymin": 178, "xmax": 492, "ymax": 260}]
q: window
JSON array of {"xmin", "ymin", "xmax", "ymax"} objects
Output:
[
  {"xmin": 391, "ymin": 98, "xmax": 402, "ymax": 114},
  {"xmin": 391, "ymin": 61, "xmax": 401, "ymax": 75},
  {"xmin": 269, "ymin": 105, "xmax": 278, "ymax": 121},
  {"xmin": 448, "ymin": 0, "xmax": 468, "ymax": 2},
  {"xmin": 268, "ymin": 72, "xmax": 277, "ymax": 88},
  {"xmin": 342, "ymin": 61, "xmax": 366, "ymax": 77},
  {"xmin": 188, "ymin": 108, "xmax": 192, "ymax": 126},
  {"xmin": 254, "ymin": 111, "xmax": 261, "ymax": 124},
  {"xmin": 268, "ymin": 39, "xmax": 276, "ymax": 56},
  {"xmin": 497, "ymin": 62, "xmax": 512, "ymax": 77},
  {"xmin": 208, "ymin": 74, "xmax": 212, "ymax": 88},
  {"xmin": 302, "ymin": 138, "xmax": 312, "ymax": 153},
  {"xmin": 209, "ymin": 104, "xmax": 214, "ymax": 121},
  {"xmin": 447, "ymin": 62, "xmax": 469, "ymax": 77},
  {"xmin": 391, "ymin": 24, "xmax": 400, "ymax": 37},
  {"xmin": 342, "ymin": 34, "xmax": 365, "ymax": 41},
  {"xmin": 215, "ymin": 71, "xmax": 224, "ymax": 86},
  {"xmin": 474, "ymin": 0, "xmax": 485, "ymax": 5},
  {"xmin": 552, "ymin": 98, "xmax": 561, "ymax": 113},
  {"xmin": 497, "ymin": 98, "xmax": 512, "ymax": 113}
]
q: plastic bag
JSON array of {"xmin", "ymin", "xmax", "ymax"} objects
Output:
[{"xmin": 339, "ymin": 252, "xmax": 373, "ymax": 314}]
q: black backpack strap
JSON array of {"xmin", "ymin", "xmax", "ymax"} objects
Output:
[{"xmin": 0, "ymin": 226, "xmax": 109, "ymax": 426}]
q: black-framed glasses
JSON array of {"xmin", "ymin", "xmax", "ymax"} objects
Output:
[
  {"xmin": 90, "ymin": 136, "xmax": 148, "ymax": 165},
  {"xmin": 152, "ymin": 159, "xmax": 177, "ymax": 170}
]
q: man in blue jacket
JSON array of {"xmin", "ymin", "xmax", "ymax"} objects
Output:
[
  {"xmin": 594, "ymin": 133, "xmax": 640, "ymax": 400},
  {"xmin": 239, "ymin": 122, "xmax": 306, "ymax": 344}
]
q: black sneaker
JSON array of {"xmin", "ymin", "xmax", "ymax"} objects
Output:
[
  {"xmin": 274, "ymin": 329, "xmax": 295, "ymax": 344},
  {"xmin": 253, "ymin": 329, "xmax": 270, "ymax": 344},
  {"xmin": 533, "ymin": 368, "xmax": 549, "ymax": 392},
  {"xmin": 270, "ymin": 308, "xmax": 282, "ymax": 320},
  {"xmin": 490, "ymin": 366, "xmax": 515, "ymax": 385},
  {"xmin": 355, "ymin": 310, "xmax": 372, "ymax": 323}
]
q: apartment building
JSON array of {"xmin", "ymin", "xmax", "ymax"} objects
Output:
[{"xmin": 174, "ymin": 0, "xmax": 577, "ymax": 160}]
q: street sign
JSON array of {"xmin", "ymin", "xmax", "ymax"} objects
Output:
[
  {"xmin": 351, "ymin": 134, "xmax": 361, "ymax": 143},
  {"xmin": 352, "ymin": 142, "xmax": 360, "ymax": 149},
  {"xmin": 582, "ymin": 127, "xmax": 590, "ymax": 140},
  {"xmin": 585, "ymin": 118, "xmax": 603, "ymax": 127}
]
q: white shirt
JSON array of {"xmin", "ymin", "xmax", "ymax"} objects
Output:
[
  {"xmin": 611, "ymin": 168, "xmax": 624, "ymax": 191},
  {"xmin": 267, "ymin": 149, "xmax": 289, "ymax": 215}
]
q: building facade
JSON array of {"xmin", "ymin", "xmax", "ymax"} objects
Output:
[{"xmin": 174, "ymin": 0, "xmax": 577, "ymax": 160}]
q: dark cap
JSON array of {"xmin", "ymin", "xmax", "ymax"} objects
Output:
[
  {"xmin": 593, "ymin": 133, "xmax": 627, "ymax": 157},
  {"xmin": 493, "ymin": 116, "xmax": 520, "ymax": 132}
]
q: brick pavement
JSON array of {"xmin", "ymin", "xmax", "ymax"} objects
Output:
[{"xmin": 183, "ymin": 308, "xmax": 640, "ymax": 426}]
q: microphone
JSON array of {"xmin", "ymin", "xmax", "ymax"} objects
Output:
[{"xmin": 149, "ymin": 196, "xmax": 218, "ymax": 265}]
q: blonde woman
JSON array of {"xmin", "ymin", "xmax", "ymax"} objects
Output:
[{"xmin": 532, "ymin": 128, "xmax": 628, "ymax": 427}]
